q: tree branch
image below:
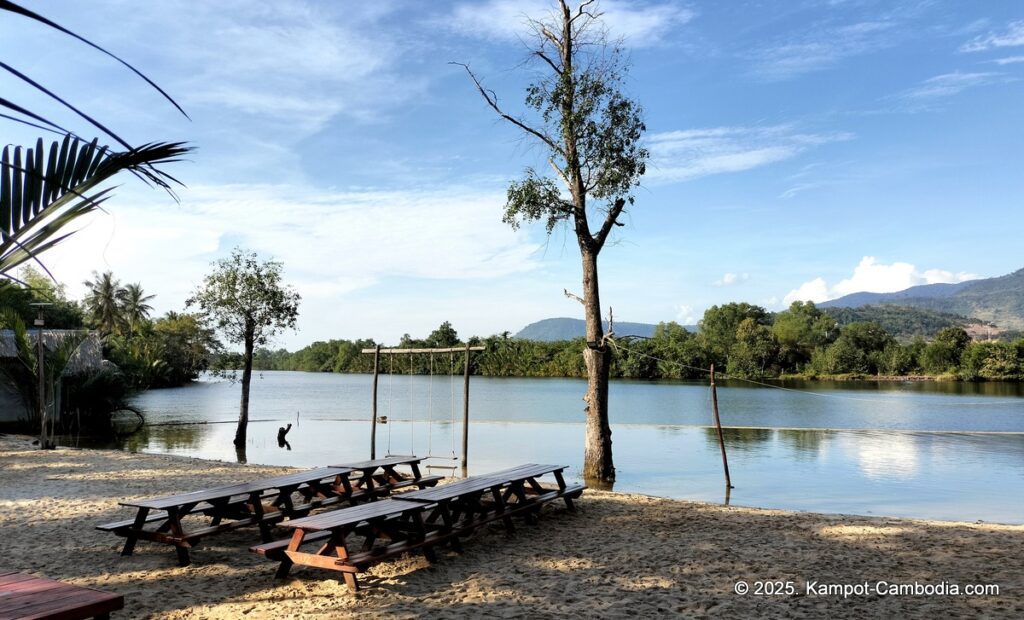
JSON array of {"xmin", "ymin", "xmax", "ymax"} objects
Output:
[
  {"xmin": 563, "ymin": 288, "xmax": 584, "ymax": 305},
  {"xmin": 593, "ymin": 197, "xmax": 626, "ymax": 250},
  {"xmin": 451, "ymin": 62, "xmax": 564, "ymax": 157}
]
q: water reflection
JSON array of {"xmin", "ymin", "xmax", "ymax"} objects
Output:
[
  {"xmin": 854, "ymin": 431, "xmax": 920, "ymax": 481},
  {"xmin": 777, "ymin": 429, "xmax": 836, "ymax": 459}
]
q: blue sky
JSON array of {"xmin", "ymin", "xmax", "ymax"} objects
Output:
[{"xmin": 2, "ymin": 0, "xmax": 1022, "ymax": 348}]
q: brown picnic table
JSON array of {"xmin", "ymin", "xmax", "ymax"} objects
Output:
[
  {"xmin": 99, "ymin": 458, "xmax": 441, "ymax": 566},
  {"xmin": 252, "ymin": 463, "xmax": 583, "ymax": 591},
  {"xmin": 0, "ymin": 571, "xmax": 123, "ymax": 620}
]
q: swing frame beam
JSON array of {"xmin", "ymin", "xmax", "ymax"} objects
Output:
[{"xmin": 362, "ymin": 344, "xmax": 485, "ymax": 470}]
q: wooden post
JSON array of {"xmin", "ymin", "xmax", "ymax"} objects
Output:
[
  {"xmin": 370, "ymin": 345, "xmax": 380, "ymax": 459},
  {"xmin": 461, "ymin": 342, "xmax": 470, "ymax": 470},
  {"xmin": 710, "ymin": 364, "xmax": 733, "ymax": 489}
]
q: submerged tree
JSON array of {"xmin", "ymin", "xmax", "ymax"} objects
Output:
[
  {"xmin": 458, "ymin": 0, "xmax": 647, "ymax": 482},
  {"xmin": 188, "ymin": 249, "xmax": 300, "ymax": 448}
]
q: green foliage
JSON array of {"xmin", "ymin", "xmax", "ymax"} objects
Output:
[
  {"xmin": 699, "ymin": 303, "xmax": 770, "ymax": 366},
  {"xmin": 187, "ymin": 248, "xmax": 301, "ymax": 352},
  {"xmin": 824, "ymin": 304, "xmax": 976, "ymax": 342}
]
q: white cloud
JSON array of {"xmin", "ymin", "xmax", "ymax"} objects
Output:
[
  {"xmin": 783, "ymin": 257, "xmax": 978, "ymax": 305},
  {"xmin": 646, "ymin": 125, "xmax": 853, "ymax": 184},
  {"xmin": 990, "ymin": 56, "xmax": 1024, "ymax": 65},
  {"xmin": 39, "ymin": 183, "xmax": 543, "ymax": 325},
  {"xmin": 713, "ymin": 272, "xmax": 749, "ymax": 287},
  {"xmin": 960, "ymin": 20, "xmax": 1024, "ymax": 53},
  {"xmin": 444, "ymin": 0, "xmax": 696, "ymax": 47},
  {"xmin": 676, "ymin": 305, "xmax": 698, "ymax": 325},
  {"xmin": 898, "ymin": 71, "xmax": 1005, "ymax": 100},
  {"xmin": 750, "ymin": 21, "xmax": 897, "ymax": 80},
  {"xmin": 783, "ymin": 277, "xmax": 830, "ymax": 305}
]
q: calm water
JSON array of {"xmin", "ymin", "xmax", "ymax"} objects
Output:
[{"xmin": 71, "ymin": 371, "xmax": 1024, "ymax": 524}]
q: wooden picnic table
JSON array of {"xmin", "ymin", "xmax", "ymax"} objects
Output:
[
  {"xmin": 399, "ymin": 463, "xmax": 583, "ymax": 535},
  {"xmin": 0, "ymin": 571, "xmax": 123, "ymax": 620},
  {"xmin": 99, "ymin": 466, "xmax": 352, "ymax": 566},
  {"xmin": 256, "ymin": 498, "xmax": 442, "ymax": 590},
  {"xmin": 252, "ymin": 463, "xmax": 583, "ymax": 590},
  {"xmin": 99, "ymin": 456, "xmax": 443, "ymax": 567},
  {"xmin": 329, "ymin": 455, "xmax": 435, "ymax": 498}
]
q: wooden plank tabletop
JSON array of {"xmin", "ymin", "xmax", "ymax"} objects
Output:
[
  {"xmin": 282, "ymin": 498, "xmax": 433, "ymax": 532},
  {"xmin": 395, "ymin": 476, "xmax": 506, "ymax": 503},
  {"xmin": 478, "ymin": 464, "xmax": 566, "ymax": 481},
  {"xmin": 0, "ymin": 572, "xmax": 123, "ymax": 620},
  {"xmin": 121, "ymin": 466, "xmax": 352, "ymax": 510},
  {"xmin": 330, "ymin": 456, "xmax": 421, "ymax": 470}
]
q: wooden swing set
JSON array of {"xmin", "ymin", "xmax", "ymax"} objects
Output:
[{"xmin": 362, "ymin": 344, "xmax": 485, "ymax": 470}]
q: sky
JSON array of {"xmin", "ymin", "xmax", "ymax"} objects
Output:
[{"xmin": 2, "ymin": 0, "xmax": 1022, "ymax": 349}]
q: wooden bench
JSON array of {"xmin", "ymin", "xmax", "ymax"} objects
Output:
[{"xmin": 0, "ymin": 571, "xmax": 123, "ymax": 619}]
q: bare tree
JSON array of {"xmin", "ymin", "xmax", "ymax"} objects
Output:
[{"xmin": 457, "ymin": 0, "xmax": 647, "ymax": 483}]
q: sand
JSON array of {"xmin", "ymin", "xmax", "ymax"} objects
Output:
[{"xmin": 1, "ymin": 432, "xmax": 1021, "ymax": 619}]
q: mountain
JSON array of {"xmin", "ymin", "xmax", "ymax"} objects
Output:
[
  {"xmin": 820, "ymin": 268, "xmax": 1024, "ymax": 330},
  {"xmin": 514, "ymin": 317, "xmax": 676, "ymax": 341}
]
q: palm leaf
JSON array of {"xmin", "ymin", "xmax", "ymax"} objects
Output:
[
  {"xmin": 0, "ymin": 0, "xmax": 189, "ymax": 133},
  {"xmin": 1, "ymin": 136, "xmax": 190, "ymax": 276}
]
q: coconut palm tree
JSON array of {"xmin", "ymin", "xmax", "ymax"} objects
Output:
[
  {"xmin": 120, "ymin": 283, "xmax": 155, "ymax": 335},
  {"xmin": 83, "ymin": 271, "xmax": 123, "ymax": 338}
]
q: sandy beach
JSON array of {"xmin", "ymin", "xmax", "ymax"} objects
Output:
[{"xmin": 1, "ymin": 433, "xmax": 1021, "ymax": 619}]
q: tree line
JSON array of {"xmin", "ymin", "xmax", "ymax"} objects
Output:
[{"xmin": 253, "ymin": 303, "xmax": 1024, "ymax": 382}]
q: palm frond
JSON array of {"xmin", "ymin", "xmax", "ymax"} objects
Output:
[
  {"xmin": 1, "ymin": 136, "xmax": 191, "ymax": 276},
  {"xmin": 0, "ymin": 0, "xmax": 189, "ymax": 122}
]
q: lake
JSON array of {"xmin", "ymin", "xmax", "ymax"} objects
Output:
[{"xmin": 69, "ymin": 371, "xmax": 1024, "ymax": 524}]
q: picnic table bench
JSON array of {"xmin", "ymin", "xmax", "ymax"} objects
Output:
[
  {"xmin": 252, "ymin": 463, "xmax": 583, "ymax": 591},
  {"xmin": 99, "ymin": 457, "xmax": 441, "ymax": 566},
  {"xmin": 0, "ymin": 571, "xmax": 123, "ymax": 620}
]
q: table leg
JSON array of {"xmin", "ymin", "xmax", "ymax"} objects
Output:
[
  {"xmin": 276, "ymin": 530, "xmax": 305, "ymax": 579},
  {"xmin": 553, "ymin": 470, "xmax": 575, "ymax": 511},
  {"xmin": 490, "ymin": 486, "xmax": 515, "ymax": 534},
  {"xmin": 121, "ymin": 507, "xmax": 150, "ymax": 556},
  {"xmin": 165, "ymin": 507, "xmax": 192, "ymax": 567}
]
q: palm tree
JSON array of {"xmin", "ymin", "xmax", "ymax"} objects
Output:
[
  {"xmin": 83, "ymin": 271, "xmax": 123, "ymax": 338},
  {"xmin": 0, "ymin": 2, "xmax": 189, "ymax": 282},
  {"xmin": 120, "ymin": 283, "xmax": 155, "ymax": 334}
]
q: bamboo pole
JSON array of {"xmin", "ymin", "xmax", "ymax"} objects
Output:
[
  {"xmin": 361, "ymin": 346, "xmax": 485, "ymax": 354},
  {"xmin": 710, "ymin": 364, "xmax": 733, "ymax": 489},
  {"xmin": 461, "ymin": 342, "xmax": 471, "ymax": 471}
]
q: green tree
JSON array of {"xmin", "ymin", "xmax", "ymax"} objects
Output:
[
  {"xmin": 83, "ymin": 271, "xmax": 124, "ymax": 337},
  {"xmin": 729, "ymin": 318, "xmax": 778, "ymax": 378},
  {"xmin": 187, "ymin": 248, "xmax": 301, "ymax": 448},
  {"xmin": 459, "ymin": 1, "xmax": 648, "ymax": 482},
  {"xmin": 699, "ymin": 303, "xmax": 770, "ymax": 367},
  {"xmin": 772, "ymin": 301, "xmax": 835, "ymax": 373},
  {"xmin": 120, "ymin": 283, "xmax": 155, "ymax": 335},
  {"xmin": 426, "ymin": 321, "xmax": 460, "ymax": 348}
]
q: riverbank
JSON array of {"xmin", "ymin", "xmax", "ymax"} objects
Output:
[{"xmin": 1, "ymin": 434, "xmax": 1021, "ymax": 618}]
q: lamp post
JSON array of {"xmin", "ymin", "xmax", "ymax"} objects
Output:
[{"xmin": 29, "ymin": 303, "xmax": 52, "ymax": 449}]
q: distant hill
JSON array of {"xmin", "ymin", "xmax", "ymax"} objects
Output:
[
  {"xmin": 515, "ymin": 317, "xmax": 688, "ymax": 341},
  {"xmin": 820, "ymin": 268, "xmax": 1024, "ymax": 330},
  {"xmin": 822, "ymin": 305, "xmax": 982, "ymax": 342}
]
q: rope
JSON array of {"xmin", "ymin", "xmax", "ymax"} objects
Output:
[
  {"xmin": 427, "ymin": 353, "xmax": 434, "ymax": 457},
  {"xmin": 606, "ymin": 336, "xmax": 1024, "ymax": 407},
  {"xmin": 409, "ymin": 351, "xmax": 415, "ymax": 454},
  {"xmin": 386, "ymin": 353, "xmax": 393, "ymax": 455},
  {"xmin": 450, "ymin": 351, "xmax": 457, "ymax": 458}
]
